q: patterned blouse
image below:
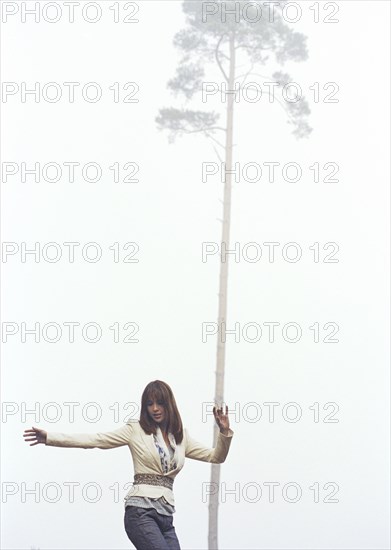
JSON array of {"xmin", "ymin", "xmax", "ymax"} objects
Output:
[{"xmin": 124, "ymin": 427, "xmax": 177, "ymax": 515}]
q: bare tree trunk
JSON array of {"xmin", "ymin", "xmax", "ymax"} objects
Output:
[{"xmin": 208, "ymin": 32, "xmax": 235, "ymax": 550}]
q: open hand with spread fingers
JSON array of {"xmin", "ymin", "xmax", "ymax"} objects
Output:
[
  {"xmin": 23, "ymin": 426, "xmax": 47, "ymax": 446},
  {"xmin": 213, "ymin": 404, "xmax": 230, "ymax": 435}
]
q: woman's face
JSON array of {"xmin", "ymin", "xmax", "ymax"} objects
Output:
[{"xmin": 146, "ymin": 397, "xmax": 166, "ymax": 424}]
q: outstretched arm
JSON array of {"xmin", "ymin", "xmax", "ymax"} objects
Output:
[
  {"xmin": 185, "ymin": 405, "xmax": 234, "ymax": 463},
  {"xmin": 23, "ymin": 420, "xmax": 136, "ymax": 450}
]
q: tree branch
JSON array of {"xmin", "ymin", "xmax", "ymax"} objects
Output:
[
  {"xmin": 206, "ymin": 133, "xmax": 226, "ymax": 150},
  {"xmin": 237, "ymin": 61, "xmax": 254, "ymax": 88},
  {"xmin": 235, "ymin": 70, "xmax": 275, "ymax": 85},
  {"xmin": 212, "ymin": 144, "xmax": 224, "ymax": 163},
  {"xmin": 249, "ymin": 87, "xmax": 296, "ymax": 125},
  {"xmin": 177, "ymin": 126, "xmax": 226, "ymax": 135},
  {"xmin": 215, "ymin": 34, "xmax": 229, "ymax": 83}
]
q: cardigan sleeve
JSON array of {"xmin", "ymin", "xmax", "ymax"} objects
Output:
[
  {"xmin": 45, "ymin": 420, "xmax": 136, "ymax": 449},
  {"xmin": 184, "ymin": 428, "xmax": 234, "ymax": 464}
]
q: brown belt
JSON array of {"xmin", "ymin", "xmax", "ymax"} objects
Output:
[{"xmin": 133, "ymin": 473, "xmax": 174, "ymax": 490}]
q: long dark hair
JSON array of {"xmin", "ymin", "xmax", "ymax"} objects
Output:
[{"xmin": 139, "ymin": 380, "xmax": 184, "ymax": 444}]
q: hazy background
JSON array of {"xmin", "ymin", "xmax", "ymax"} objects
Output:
[{"xmin": 1, "ymin": 1, "xmax": 390, "ymax": 549}]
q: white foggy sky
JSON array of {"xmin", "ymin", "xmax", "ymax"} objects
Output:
[{"xmin": 1, "ymin": 1, "xmax": 390, "ymax": 549}]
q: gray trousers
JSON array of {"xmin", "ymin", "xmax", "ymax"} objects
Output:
[{"xmin": 124, "ymin": 505, "xmax": 181, "ymax": 550}]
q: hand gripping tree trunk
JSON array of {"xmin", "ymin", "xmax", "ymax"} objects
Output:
[{"xmin": 208, "ymin": 32, "xmax": 235, "ymax": 550}]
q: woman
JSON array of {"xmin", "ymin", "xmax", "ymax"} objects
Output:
[{"xmin": 23, "ymin": 380, "xmax": 234, "ymax": 550}]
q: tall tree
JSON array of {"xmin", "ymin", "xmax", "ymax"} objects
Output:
[{"xmin": 156, "ymin": 1, "xmax": 311, "ymax": 548}]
